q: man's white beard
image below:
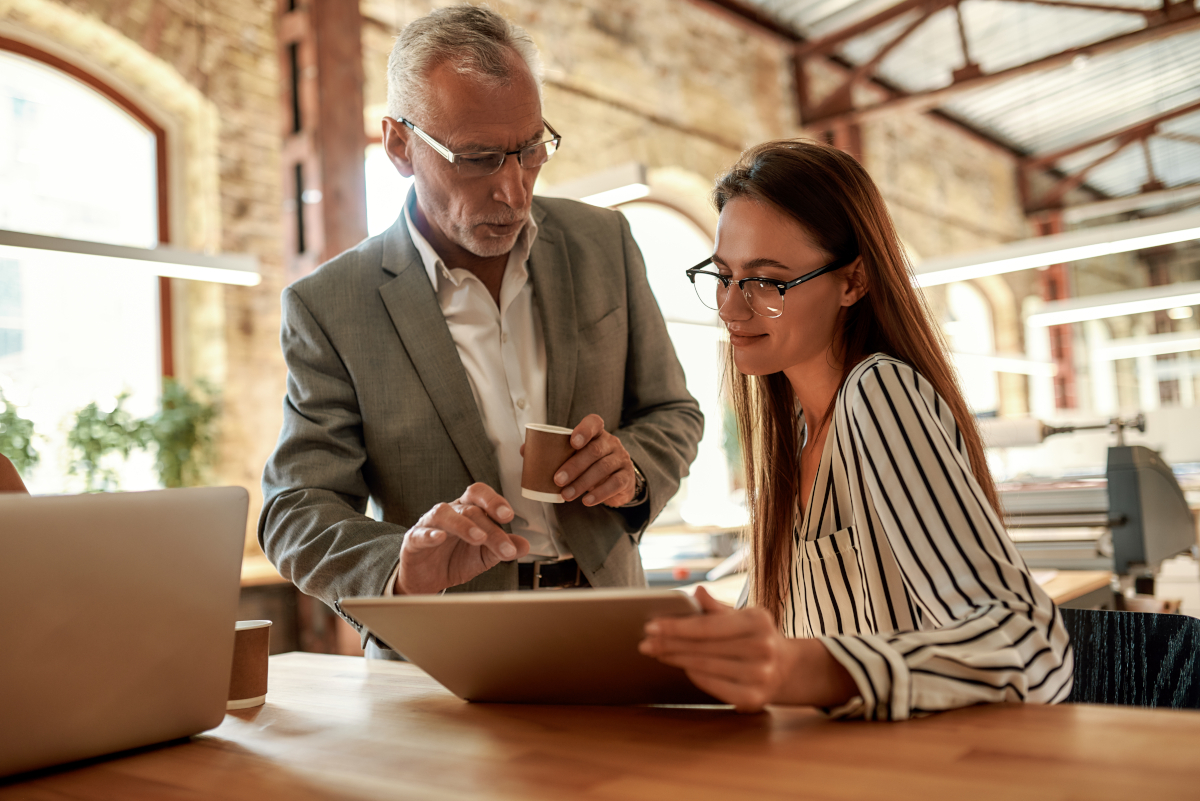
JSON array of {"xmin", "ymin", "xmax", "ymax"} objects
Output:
[{"xmin": 454, "ymin": 216, "xmax": 528, "ymax": 259}]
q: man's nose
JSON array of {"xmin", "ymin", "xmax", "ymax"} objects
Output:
[{"xmin": 491, "ymin": 155, "xmax": 529, "ymax": 209}]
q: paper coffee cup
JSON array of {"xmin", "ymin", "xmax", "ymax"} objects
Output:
[
  {"xmin": 521, "ymin": 424, "xmax": 576, "ymax": 503},
  {"xmin": 227, "ymin": 620, "xmax": 271, "ymax": 710}
]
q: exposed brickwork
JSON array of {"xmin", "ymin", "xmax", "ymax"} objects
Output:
[{"xmin": 361, "ymin": 0, "xmax": 800, "ymax": 191}]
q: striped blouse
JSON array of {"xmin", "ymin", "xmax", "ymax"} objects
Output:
[{"xmin": 783, "ymin": 354, "xmax": 1073, "ymax": 720}]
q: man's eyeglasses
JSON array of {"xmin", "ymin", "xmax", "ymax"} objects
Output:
[
  {"xmin": 685, "ymin": 254, "xmax": 858, "ymax": 319},
  {"xmin": 401, "ymin": 118, "xmax": 562, "ymax": 178}
]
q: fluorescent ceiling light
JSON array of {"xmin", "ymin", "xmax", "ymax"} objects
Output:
[
  {"xmin": 1096, "ymin": 330, "xmax": 1200, "ymax": 361},
  {"xmin": 913, "ymin": 210, "xmax": 1200, "ymax": 287},
  {"xmin": 540, "ymin": 161, "xmax": 650, "ymax": 208},
  {"xmin": 1026, "ymin": 281, "xmax": 1200, "ymax": 327},
  {"xmin": 580, "ymin": 183, "xmax": 650, "ymax": 207},
  {"xmin": 0, "ymin": 228, "xmax": 261, "ymax": 286},
  {"xmin": 952, "ymin": 352, "xmax": 1057, "ymax": 377}
]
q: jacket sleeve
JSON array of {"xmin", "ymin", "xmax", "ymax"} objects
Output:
[
  {"xmin": 258, "ymin": 286, "xmax": 404, "ymax": 636},
  {"xmin": 819, "ymin": 359, "xmax": 1074, "ymax": 720},
  {"xmin": 611, "ymin": 212, "xmax": 704, "ymax": 534}
]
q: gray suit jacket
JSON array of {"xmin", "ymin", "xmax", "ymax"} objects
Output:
[{"xmin": 259, "ymin": 196, "xmax": 703, "ymax": 637}]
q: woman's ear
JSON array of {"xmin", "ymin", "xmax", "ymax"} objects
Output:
[{"xmin": 840, "ymin": 257, "xmax": 868, "ymax": 308}]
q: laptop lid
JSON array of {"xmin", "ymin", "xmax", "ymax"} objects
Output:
[
  {"xmin": 0, "ymin": 487, "xmax": 248, "ymax": 777},
  {"xmin": 342, "ymin": 589, "xmax": 719, "ymax": 705}
]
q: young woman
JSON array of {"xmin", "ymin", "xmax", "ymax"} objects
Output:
[{"xmin": 639, "ymin": 141, "xmax": 1073, "ymax": 720}]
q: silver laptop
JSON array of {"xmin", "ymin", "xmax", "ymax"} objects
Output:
[
  {"xmin": 342, "ymin": 589, "xmax": 719, "ymax": 705},
  {"xmin": 0, "ymin": 487, "xmax": 249, "ymax": 778}
]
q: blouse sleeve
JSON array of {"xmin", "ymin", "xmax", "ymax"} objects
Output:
[{"xmin": 818, "ymin": 359, "xmax": 1074, "ymax": 720}]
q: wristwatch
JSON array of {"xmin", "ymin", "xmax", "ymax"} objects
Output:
[{"xmin": 620, "ymin": 462, "xmax": 648, "ymax": 508}]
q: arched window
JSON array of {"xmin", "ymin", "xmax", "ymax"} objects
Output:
[
  {"xmin": 944, "ymin": 281, "xmax": 999, "ymax": 416},
  {"xmin": 364, "ymin": 142, "xmax": 413, "ymax": 236},
  {"xmin": 0, "ymin": 45, "xmax": 164, "ymax": 493},
  {"xmin": 618, "ymin": 201, "xmax": 743, "ymax": 528}
]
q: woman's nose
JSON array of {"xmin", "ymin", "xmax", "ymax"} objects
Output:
[{"xmin": 718, "ymin": 284, "xmax": 754, "ymax": 323}]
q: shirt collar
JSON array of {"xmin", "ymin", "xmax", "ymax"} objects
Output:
[{"xmin": 402, "ymin": 187, "xmax": 539, "ymax": 291}]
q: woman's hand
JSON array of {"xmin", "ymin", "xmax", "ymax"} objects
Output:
[
  {"xmin": 639, "ymin": 586, "xmax": 794, "ymax": 712},
  {"xmin": 639, "ymin": 586, "xmax": 858, "ymax": 712}
]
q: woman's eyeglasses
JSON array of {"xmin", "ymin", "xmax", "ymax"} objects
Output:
[{"xmin": 685, "ymin": 254, "xmax": 858, "ymax": 318}]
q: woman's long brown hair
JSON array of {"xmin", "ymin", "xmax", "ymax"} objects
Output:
[{"xmin": 716, "ymin": 140, "xmax": 1001, "ymax": 624}]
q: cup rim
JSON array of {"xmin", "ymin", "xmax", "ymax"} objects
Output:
[
  {"xmin": 525, "ymin": 423, "xmax": 573, "ymax": 435},
  {"xmin": 235, "ymin": 619, "xmax": 273, "ymax": 631}
]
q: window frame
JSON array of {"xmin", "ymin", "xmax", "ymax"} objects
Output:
[{"xmin": 0, "ymin": 35, "xmax": 175, "ymax": 377}]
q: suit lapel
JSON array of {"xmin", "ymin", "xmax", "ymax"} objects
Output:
[
  {"xmin": 378, "ymin": 218, "xmax": 502, "ymax": 492},
  {"xmin": 527, "ymin": 209, "xmax": 578, "ymax": 428}
]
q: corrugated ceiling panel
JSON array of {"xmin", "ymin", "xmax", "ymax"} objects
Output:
[{"xmin": 735, "ymin": 0, "xmax": 1200, "ymax": 198}]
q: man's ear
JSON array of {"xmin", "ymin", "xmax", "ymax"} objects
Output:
[
  {"xmin": 841, "ymin": 257, "xmax": 868, "ymax": 307},
  {"xmin": 382, "ymin": 117, "xmax": 415, "ymax": 178}
]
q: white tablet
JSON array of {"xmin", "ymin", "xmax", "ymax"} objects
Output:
[{"xmin": 342, "ymin": 589, "xmax": 719, "ymax": 705}]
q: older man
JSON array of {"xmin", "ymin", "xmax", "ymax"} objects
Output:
[{"xmin": 259, "ymin": 5, "xmax": 702, "ymax": 654}]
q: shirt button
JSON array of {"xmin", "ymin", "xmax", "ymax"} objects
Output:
[
  {"xmin": 516, "ymin": 398, "xmax": 526, "ymax": 409},
  {"xmin": 501, "ymin": 332, "xmax": 509, "ymax": 344}
]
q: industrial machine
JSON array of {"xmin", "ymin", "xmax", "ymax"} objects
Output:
[{"xmin": 992, "ymin": 415, "xmax": 1197, "ymax": 578}]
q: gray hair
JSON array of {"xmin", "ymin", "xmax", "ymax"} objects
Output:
[{"xmin": 386, "ymin": 5, "xmax": 544, "ymax": 123}]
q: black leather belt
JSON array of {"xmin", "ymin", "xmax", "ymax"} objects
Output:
[{"xmin": 517, "ymin": 558, "xmax": 588, "ymax": 590}]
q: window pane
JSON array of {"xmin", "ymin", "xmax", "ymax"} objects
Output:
[
  {"xmin": 0, "ymin": 51, "xmax": 160, "ymax": 493},
  {"xmin": 620, "ymin": 201, "xmax": 744, "ymax": 528},
  {"xmin": 619, "ymin": 201, "xmax": 717, "ymax": 326},
  {"xmin": 0, "ymin": 51, "xmax": 157, "ymax": 248},
  {"xmin": 945, "ymin": 281, "xmax": 999, "ymax": 415},
  {"xmin": 365, "ymin": 143, "xmax": 413, "ymax": 236}
]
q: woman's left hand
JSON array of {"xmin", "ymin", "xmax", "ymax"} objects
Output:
[{"xmin": 638, "ymin": 586, "xmax": 796, "ymax": 712}]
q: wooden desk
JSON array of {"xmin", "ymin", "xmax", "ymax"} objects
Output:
[
  {"xmin": 4, "ymin": 652, "xmax": 1198, "ymax": 800},
  {"xmin": 1040, "ymin": 570, "xmax": 1114, "ymax": 608},
  {"xmin": 691, "ymin": 570, "xmax": 1116, "ymax": 609}
]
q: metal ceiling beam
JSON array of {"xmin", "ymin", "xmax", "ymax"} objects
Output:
[
  {"xmin": 1012, "ymin": 0, "xmax": 1158, "ymax": 20},
  {"xmin": 1044, "ymin": 182, "xmax": 1200, "ymax": 223},
  {"xmin": 1025, "ymin": 98, "xmax": 1200, "ymax": 169},
  {"xmin": 796, "ymin": 0, "xmax": 950, "ymax": 59},
  {"xmin": 1160, "ymin": 131, "xmax": 1200, "ymax": 147},
  {"xmin": 804, "ymin": 5, "xmax": 939, "ymax": 120},
  {"xmin": 689, "ymin": 0, "xmax": 1038, "ymax": 163},
  {"xmin": 690, "ymin": 0, "xmax": 804, "ymax": 40},
  {"xmin": 1022, "ymin": 98, "xmax": 1200, "ymax": 211},
  {"xmin": 797, "ymin": 0, "xmax": 1176, "ymax": 60},
  {"xmin": 799, "ymin": 5, "xmax": 1200, "ymax": 131}
]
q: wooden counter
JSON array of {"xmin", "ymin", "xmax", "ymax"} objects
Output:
[
  {"xmin": 240, "ymin": 553, "xmax": 288, "ymax": 587},
  {"xmin": 4, "ymin": 652, "xmax": 1198, "ymax": 800}
]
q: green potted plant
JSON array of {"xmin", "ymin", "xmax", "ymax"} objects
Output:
[
  {"xmin": 66, "ymin": 380, "xmax": 219, "ymax": 491},
  {"xmin": 145, "ymin": 378, "xmax": 218, "ymax": 488},
  {"xmin": 66, "ymin": 392, "xmax": 149, "ymax": 491},
  {"xmin": 0, "ymin": 388, "xmax": 38, "ymax": 477}
]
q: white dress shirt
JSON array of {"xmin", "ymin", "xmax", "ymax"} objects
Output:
[{"xmin": 399, "ymin": 197, "xmax": 570, "ymax": 564}]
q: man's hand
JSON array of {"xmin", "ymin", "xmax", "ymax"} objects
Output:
[
  {"xmin": 552, "ymin": 414, "xmax": 639, "ymax": 508},
  {"xmin": 395, "ymin": 483, "xmax": 530, "ymax": 595}
]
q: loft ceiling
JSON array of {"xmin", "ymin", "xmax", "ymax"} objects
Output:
[{"xmin": 735, "ymin": 0, "xmax": 1200, "ymax": 214}]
